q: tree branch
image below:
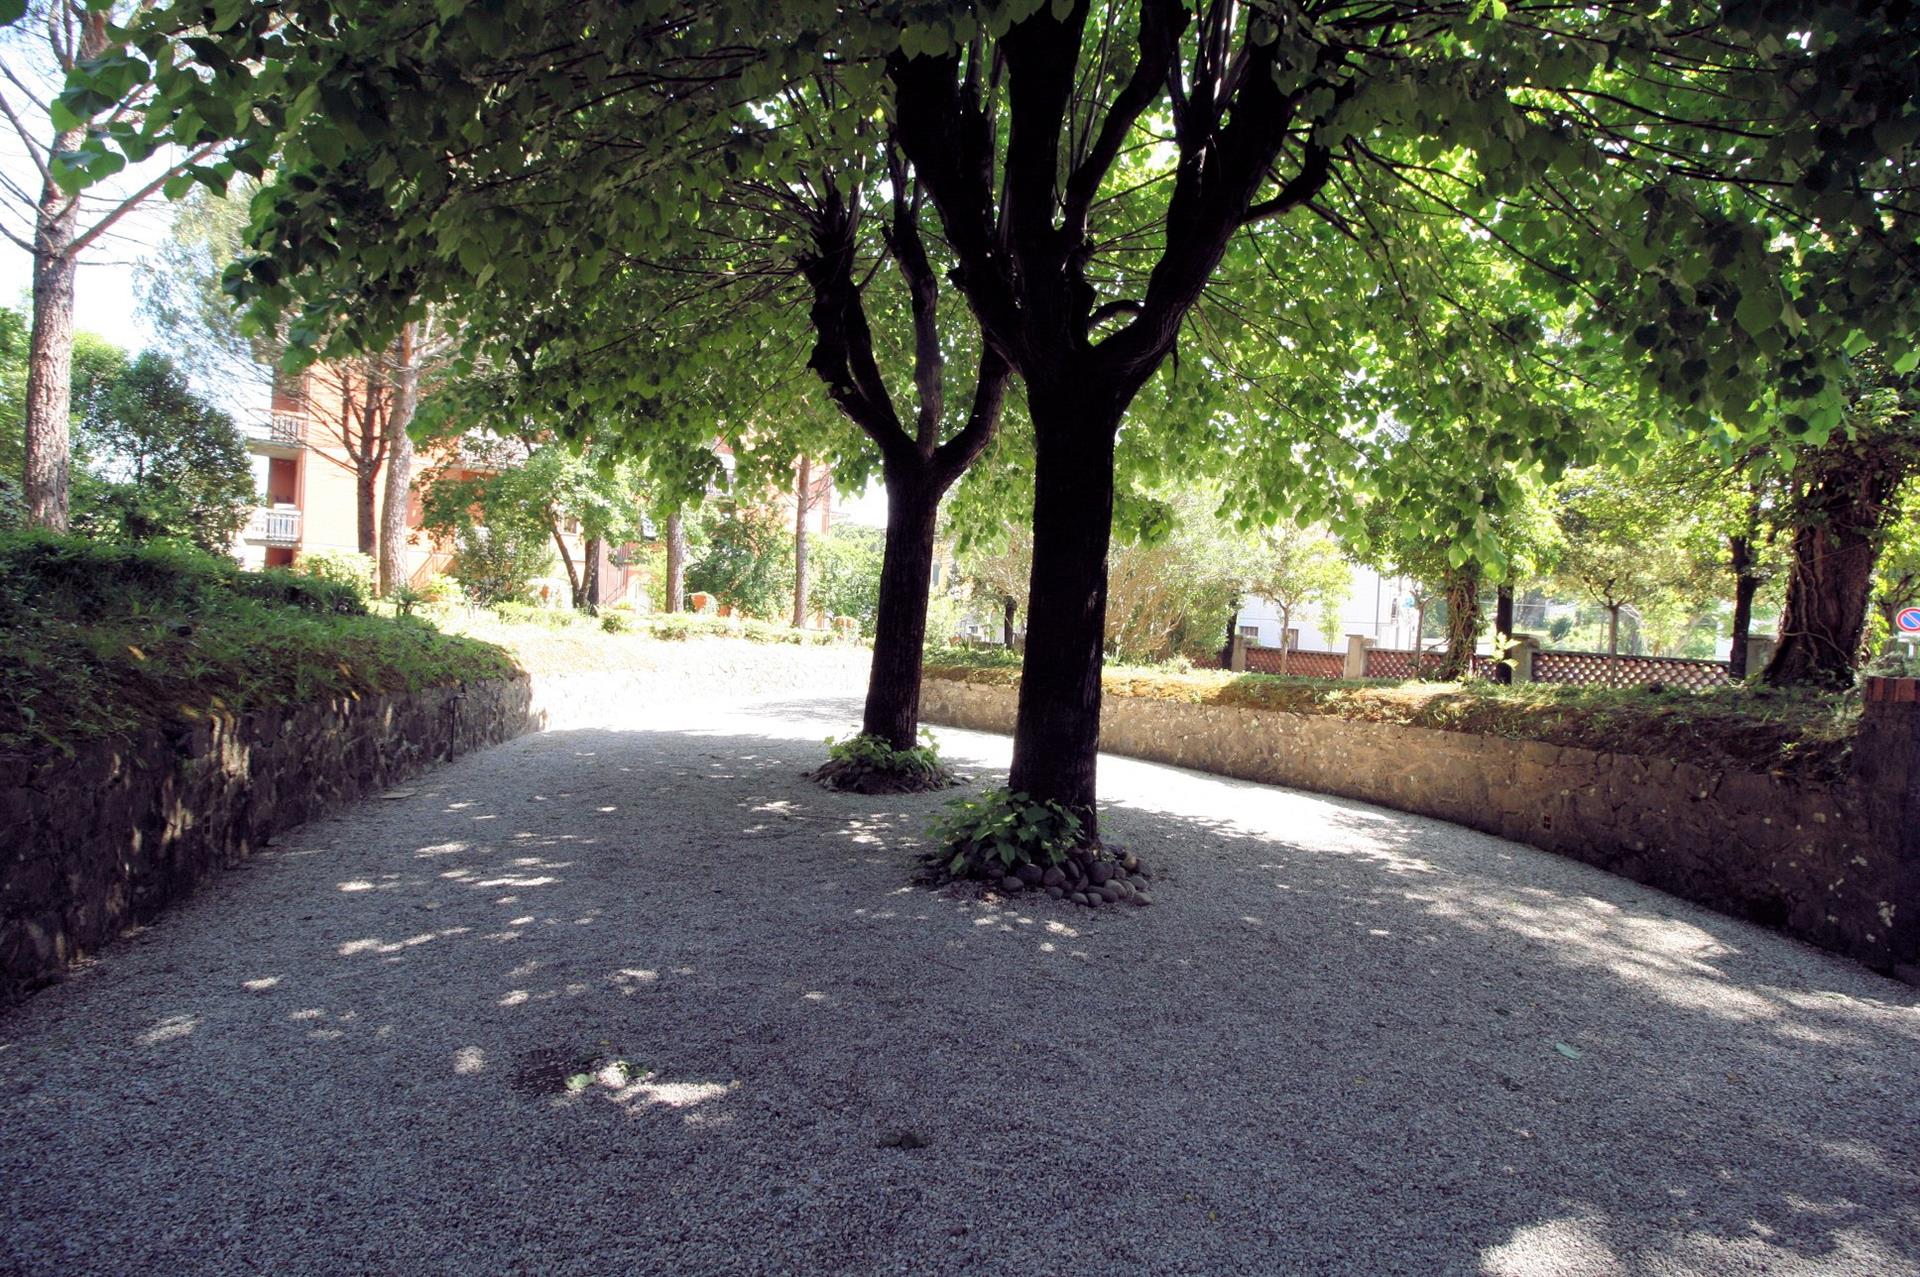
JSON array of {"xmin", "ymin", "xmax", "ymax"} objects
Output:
[
  {"xmin": 880, "ymin": 140, "xmax": 945, "ymax": 455},
  {"xmin": 68, "ymin": 143, "xmax": 220, "ymax": 259},
  {"xmin": 931, "ymin": 346, "xmax": 1012, "ymax": 490},
  {"xmin": 795, "ymin": 181, "xmax": 914, "ymax": 469},
  {"xmin": 887, "ymin": 46, "xmax": 1024, "ymax": 362},
  {"xmin": 1060, "ymin": 0, "xmax": 1186, "ymax": 240}
]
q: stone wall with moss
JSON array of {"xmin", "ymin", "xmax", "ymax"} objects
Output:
[
  {"xmin": 0, "ymin": 639, "xmax": 872, "ymax": 1003},
  {"xmin": 920, "ymin": 674, "xmax": 1920, "ymax": 981},
  {"xmin": 0, "ymin": 679, "xmax": 538, "ymax": 1002}
]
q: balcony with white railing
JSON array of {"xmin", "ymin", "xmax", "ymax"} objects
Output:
[
  {"xmin": 246, "ymin": 412, "xmax": 309, "ymax": 449},
  {"xmin": 248, "ymin": 506, "xmax": 301, "ymax": 545}
]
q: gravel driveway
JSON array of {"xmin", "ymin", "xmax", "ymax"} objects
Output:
[{"xmin": 3, "ymin": 682, "xmax": 1916, "ymax": 1277}]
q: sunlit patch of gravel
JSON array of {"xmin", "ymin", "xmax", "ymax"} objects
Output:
[{"xmin": 3, "ymin": 676, "xmax": 1917, "ymax": 1277}]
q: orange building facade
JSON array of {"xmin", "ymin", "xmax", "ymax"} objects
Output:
[
  {"xmin": 233, "ymin": 367, "xmax": 834, "ymax": 611},
  {"xmin": 232, "ymin": 364, "xmax": 646, "ymax": 605}
]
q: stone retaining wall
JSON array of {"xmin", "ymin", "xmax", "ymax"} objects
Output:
[
  {"xmin": 0, "ymin": 640, "xmax": 871, "ymax": 1003},
  {"xmin": 920, "ymin": 674, "xmax": 1920, "ymax": 980}
]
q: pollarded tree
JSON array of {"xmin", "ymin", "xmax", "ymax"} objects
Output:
[
  {"xmin": 962, "ymin": 523, "xmax": 1032, "ymax": 651},
  {"xmin": 73, "ymin": 1, "xmax": 1920, "ymax": 831},
  {"xmin": 877, "ymin": 1, "xmax": 1920, "ymax": 825},
  {"xmin": 92, "ymin": 10, "xmax": 1014, "ymax": 759}
]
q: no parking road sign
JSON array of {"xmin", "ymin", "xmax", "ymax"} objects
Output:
[{"xmin": 1899, "ymin": 607, "xmax": 1920, "ymax": 634}]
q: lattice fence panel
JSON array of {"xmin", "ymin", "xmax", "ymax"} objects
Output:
[
  {"xmin": 1244, "ymin": 647, "xmax": 1345, "ymax": 679},
  {"xmin": 1364, "ymin": 648, "xmax": 1438, "ymax": 680},
  {"xmin": 1531, "ymin": 650, "xmax": 1732, "ymax": 691},
  {"xmin": 1361, "ymin": 648, "xmax": 1500, "ymax": 681}
]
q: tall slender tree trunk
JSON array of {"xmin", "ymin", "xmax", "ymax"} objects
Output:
[
  {"xmin": 1727, "ymin": 533, "xmax": 1758, "ymax": 678},
  {"xmin": 23, "ymin": 213, "xmax": 79, "ymax": 530},
  {"xmin": 1002, "ymin": 595, "xmax": 1017, "ymax": 649},
  {"xmin": 792, "ymin": 455, "xmax": 812, "ymax": 628},
  {"xmin": 550, "ymin": 520, "xmax": 581, "ymax": 608},
  {"xmin": 1607, "ymin": 604, "xmax": 1621, "ymax": 661},
  {"xmin": 583, "ymin": 536, "xmax": 602, "ymax": 613},
  {"xmin": 1278, "ymin": 604, "xmax": 1292, "ymax": 676},
  {"xmin": 1764, "ymin": 441, "xmax": 1908, "ymax": 688},
  {"xmin": 1005, "ymin": 402, "xmax": 1120, "ymax": 829},
  {"xmin": 355, "ymin": 464, "xmax": 378, "ymax": 555},
  {"xmin": 1491, "ymin": 583, "xmax": 1515, "ymax": 684},
  {"xmin": 21, "ymin": 1, "xmax": 107, "ymax": 533},
  {"xmin": 861, "ymin": 468, "xmax": 940, "ymax": 748},
  {"xmin": 664, "ymin": 511, "xmax": 686, "ymax": 612},
  {"xmin": 378, "ymin": 323, "xmax": 418, "ymax": 595}
]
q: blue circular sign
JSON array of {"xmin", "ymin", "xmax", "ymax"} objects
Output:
[{"xmin": 1899, "ymin": 607, "xmax": 1920, "ymax": 633}]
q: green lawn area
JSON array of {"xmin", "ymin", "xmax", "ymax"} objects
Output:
[
  {"xmin": 0, "ymin": 532, "xmax": 864, "ymax": 762},
  {"xmin": 924, "ymin": 648, "xmax": 1862, "ymax": 782},
  {"xmin": 0, "ymin": 533, "xmax": 516, "ymax": 761}
]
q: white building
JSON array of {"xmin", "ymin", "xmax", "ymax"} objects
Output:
[{"xmin": 1234, "ymin": 563, "xmax": 1427, "ymax": 653}]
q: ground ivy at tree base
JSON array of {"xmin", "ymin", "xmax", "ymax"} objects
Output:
[
  {"xmin": 918, "ymin": 788, "xmax": 1155, "ymax": 909},
  {"xmin": 809, "ymin": 731, "xmax": 957, "ymax": 795}
]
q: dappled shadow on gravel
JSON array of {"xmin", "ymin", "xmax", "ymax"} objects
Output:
[{"xmin": 2, "ymin": 704, "xmax": 1916, "ymax": 1277}]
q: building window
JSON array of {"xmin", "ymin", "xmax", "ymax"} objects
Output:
[{"xmin": 1238, "ymin": 625, "xmax": 1259, "ymax": 640}]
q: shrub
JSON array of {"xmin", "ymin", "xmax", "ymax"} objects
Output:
[
  {"xmin": 811, "ymin": 730, "xmax": 955, "ymax": 794},
  {"xmin": 921, "ymin": 658, "xmax": 1862, "ymax": 782},
  {"xmin": 411, "ymin": 575, "xmax": 468, "ymax": 609},
  {"xmin": 231, "ymin": 566, "xmax": 366, "ymax": 615},
  {"xmin": 294, "ymin": 548, "xmax": 376, "ymax": 606},
  {"xmin": 448, "ymin": 524, "xmax": 553, "ymax": 606},
  {"xmin": 924, "ymin": 644, "xmax": 1022, "ymax": 671},
  {"xmin": 0, "ymin": 529, "xmax": 230, "ymax": 618},
  {"xmin": 648, "ymin": 614, "xmax": 697, "ymax": 641},
  {"xmin": 494, "ymin": 600, "xmax": 583, "ymax": 628},
  {"xmin": 927, "ymin": 788, "xmax": 1085, "ymax": 877},
  {"xmin": 1866, "ymin": 650, "xmax": 1920, "ymax": 679},
  {"xmin": 0, "ymin": 530, "xmax": 514, "ymax": 759},
  {"xmin": 600, "ymin": 610, "xmax": 634, "ymax": 633}
]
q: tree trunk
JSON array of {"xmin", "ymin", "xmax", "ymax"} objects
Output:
[
  {"xmin": 1413, "ymin": 598, "xmax": 1428, "ymax": 674},
  {"xmin": 1439, "ymin": 567, "xmax": 1482, "ymax": 681},
  {"xmin": 1220, "ymin": 603, "xmax": 1239, "ymax": 668},
  {"xmin": 664, "ymin": 511, "xmax": 686, "ymax": 612},
  {"xmin": 23, "ymin": 14, "xmax": 108, "ymax": 531},
  {"xmin": 23, "ymin": 221, "xmax": 78, "ymax": 530},
  {"xmin": 378, "ymin": 323, "xmax": 418, "ymax": 596},
  {"xmin": 1764, "ymin": 443, "xmax": 1907, "ymax": 687},
  {"xmin": 1607, "ymin": 604, "xmax": 1621, "ymax": 661},
  {"xmin": 584, "ymin": 536, "xmax": 602, "ymax": 614},
  {"xmin": 1491, "ymin": 583, "xmax": 1515, "ymax": 684},
  {"xmin": 551, "ymin": 521, "xmax": 581, "ymax": 608},
  {"xmin": 1727, "ymin": 533, "xmax": 1758, "ymax": 678},
  {"xmin": 1005, "ymin": 406, "xmax": 1119, "ymax": 830},
  {"xmin": 355, "ymin": 464, "xmax": 378, "ymax": 555},
  {"xmin": 1278, "ymin": 604, "xmax": 1291, "ymax": 676},
  {"xmin": 860, "ymin": 469, "xmax": 940, "ymax": 748},
  {"xmin": 1002, "ymin": 595, "xmax": 1017, "ymax": 649},
  {"xmin": 792, "ymin": 455, "xmax": 812, "ymax": 628}
]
